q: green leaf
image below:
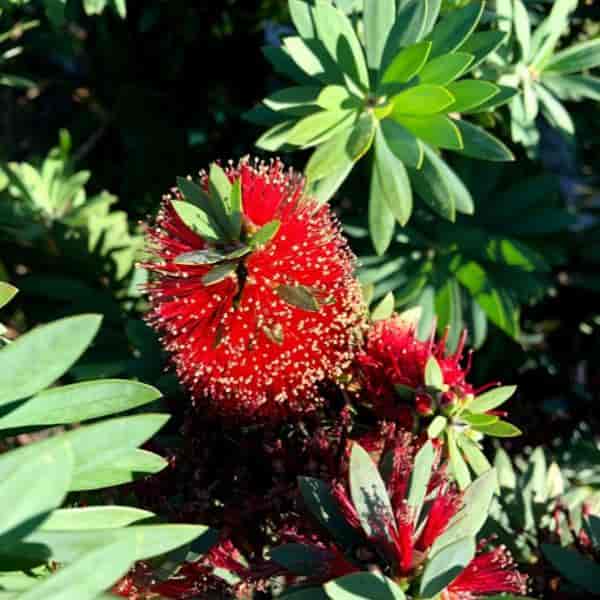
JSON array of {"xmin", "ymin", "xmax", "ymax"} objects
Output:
[
  {"xmin": 380, "ymin": 119, "xmax": 424, "ymax": 169},
  {"xmin": 263, "ymin": 86, "xmax": 322, "ymax": 114},
  {"xmin": 349, "ymin": 443, "xmax": 396, "ymax": 540},
  {"xmin": 407, "ymin": 441, "xmax": 435, "ymax": 522},
  {"xmin": 298, "ymin": 476, "xmax": 361, "ymax": 548},
  {"xmin": 306, "ymin": 126, "xmax": 354, "ymax": 183},
  {"xmin": 392, "ymin": 85, "xmax": 456, "ymax": 116},
  {"xmin": 289, "ymin": 0, "xmax": 316, "ymax": 38},
  {"xmin": 0, "ymin": 283, "xmax": 17, "ymax": 310},
  {"xmin": 312, "ymin": 0, "xmax": 369, "ymax": 88},
  {"xmin": 382, "ymin": 0, "xmax": 429, "ymax": 64},
  {"xmin": 473, "ymin": 420, "xmax": 522, "ymax": 438},
  {"xmin": 542, "ymin": 544, "xmax": 600, "ymax": 594},
  {"xmin": 308, "ymin": 163, "xmax": 353, "ymax": 203},
  {"xmin": 446, "ymin": 81, "xmax": 500, "ymax": 112},
  {"xmin": 286, "ymin": 110, "xmax": 355, "ymax": 148},
  {"xmin": 430, "ymin": 469, "xmax": 497, "ymax": 554},
  {"xmin": 448, "ymin": 427, "xmax": 471, "ymax": 489},
  {"xmin": 41, "ymin": 507, "xmax": 153, "ymax": 531},
  {"xmin": 545, "ymin": 39, "xmax": 600, "ymax": 75},
  {"xmin": 424, "ymin": 356, "xmax": 443, "ymax": 388},
  {"xmin": 427, "ymin": 1, "xmax": 484, "ymax": 58},
  {"xmin": 394, "ymin": 114, "xmax": 463, "ymax": 150},
  {"xmin": 371, "ymin": 292, "xmax": 395, "ymax": 321},
  {"xmin": 369, "ymin": 162, "xmax": 396, "ymax": 255},
  {"xmin": 270, "ymin": 544, "xmax": 326, "ymax": 576},
  {"xmin": 71, "ymin": 448, "xmax": 167, "ymax": 491},
  {"xmin": 465, "ymin": 85, "xmax": 518, "ymax": 113},
  {"xmin": 513, "ymin": 0, "xmax": 531, "ymax": 60},
  {"xmin": 542, "ymin": 73, "xmax": 600, "ymax": 102},
  {"xmin": 460, "ymin": 413, "xmax": 499, "ymax": 427},
  {"xmin": 256, "ymin": 120, "xmax": 297, "ymax": 151},
  {"xmin": 381, "ymin": 41, "xmax": 432, "ymax": 84},
  {"xmin": 420, "ymin": 536, "xmax": 476, "ymax": 598},
  {"xmin": 410, "ymin": 145, "xmax": 471, "ymax": 217},
  {"xmin": 305, "ymin": 111, "xmax": 374, "ymax": 182},
  {"xmin": 324, "ymin": 572, "xmax": 406, "ymax": 600},
  {"xmin": 418, "ymin": 53, "xmax": 474, "ymax": 85},
  {"xmin": 428, "ymin": 415, "xmax": 447, "ymax": 438},
  {"xmin": 459, "ymin": 31, "xmax": 508, "ymax": 71},
  {"xmin": 374, "ymin": 127, "xmax": 413, "ymax": 226},
  {"xmin": 494, "ymin": 448, "xmax": 516, "ymax": 489},
  {"xmin": 171, "ymin": 199, "xmax": 221, "ymax": 241},
  {"xmin": 0, "ymin": 315, "xmax": 101, "ymax": 407},
  {"xmin": 536, "ymin": 84, "xmax": 574, "ymax": 135},
  {"xmin": 522, "ymin": 75, "xmax": 538, "ymax": 123},
  {"xmin": 422, "ymin": 0, "xmax": 442, "ymax": 38},
  {"xmin": 0, "ymin": 380, "xmax": 161, "ymax": 430},
  {"xmin": 176, "ymin": 176, "xmax": 230, "ymax": 239},
  {"xmin": 364, "ymin": 0, "xmax": 395, "ymax": 72},
  {"xmin": 262, "ymin": 45, "xmax": 314, "ymax": 85},
  {"xmin": 0, "ymin": 442, "xmax": 73, "ymax": 539},
  {"xmin": 453, "ymin": 120, "xmax": 514, "ymax": 161},
  {"xmin": 458, "ymin": 435, "xmax": 492, "ymax": 477},
  {"xmin": 201, "ymin": 263, "xmax": 237, "ymax": 286},
  {"xmin": 275, "ymin": 285, "xmax": 320, "ymax": 312},
  {"xmin": 468, "ymin": 385, "xmax": 516, "ymax": 413},
  {"xmin": 19, "ymin": 523, "xmax": 215, "ymax": 565},
  {"xmin": 249, "ymin": 220, "xmax": 280, "ymax": 248},
  {"xmin": 17, "ymin": 538, "xmax": 134, "ymax": 600}
]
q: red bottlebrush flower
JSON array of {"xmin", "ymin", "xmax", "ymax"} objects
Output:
[
  {"xmin": 443, "ymin": 545, "xmax": 528, "ymax": 599},
  {"xmin": 356, "ymin": 315, "xmax": 474, "ymax": 421},
  {"xmin": 143, "ymin": 158, "xmax": 365, "ymax": 420}
]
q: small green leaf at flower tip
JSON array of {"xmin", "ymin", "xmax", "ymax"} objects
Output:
[
  {"xmin": 249, "ymin": 219, "xmax": 281, "ymax": 249},
  {"xmin": 262, "ymin": 323, "xmax": 284, "ymax": 345},
  {"xmin": 174, "ymin": 248, "xmax": 230, "ymax": 266},
  {"xmin": 201, "ymin": 263, "xmax": 237, "ymax": 286},
  {"xmin": 275, "ymin": 284, "xmax": 320, "ymax": 312},
  {"xmin": 424, "ymin": 355, "xmax": 444, "ymax": 389}
]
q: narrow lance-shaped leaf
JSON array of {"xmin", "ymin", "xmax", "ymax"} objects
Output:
[
  {"xmin": 0, "ymin": 314, "xmax": 101, "ymax": 407},
  {"xmin": 374, "ymin": 126, "xmax": 413, "ymax": 226},
  {"xmin": 369, "ymin": 159, "xmax": 396, "ymax": 256},
  {"xmin": 349, "ymin": 443, "xmax": 396, "ymax": 540},
  {"xmin": 427, "ymin": 1, "xmax": 484, "ymax": 58}
]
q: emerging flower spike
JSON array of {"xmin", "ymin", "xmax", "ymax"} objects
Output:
[
  {"xmin": 280, "ymin": 437, "xmax": 528, "ymax": 598},
  {"xmin": 356, "ymin": 315, "xmax": 474, "ymax": 421},
  {"xmin": 143, "ymin": 158, "xmax": 365, "ymax": 420},
  {"xmin": 443, "ymin": 544, "xmax": 529, "ymax": 599}
]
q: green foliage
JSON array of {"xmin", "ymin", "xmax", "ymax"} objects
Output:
[
  {"xmin": 252, "ymin": 0, "xmax": 515, "ymax": 252},
  {"xmin": 487, "ymin": 0, "xmax": 600, "ymax": 153},
  {"xmin": 0, "ymin": 291, "xmax": 215, "ymax": 598},
  {"xmin": 352, "ymin": 162, "xmax": 572, "ymax": 346}
]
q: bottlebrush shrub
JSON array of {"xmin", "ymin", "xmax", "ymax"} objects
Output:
[
  {"xmin": 356, "ymin": 311, "xmax": 521, "ymax": 489},
  {"xmin": 143, "ymin": 157, "xmax": 365, "ymax": 420},
  {"xmin": 266, "ymin": 440, "xmax": 528, "ymax": 599},
  {"xmin": 249, "ymin": 0, "xmax": 516, "ymax": 253}
]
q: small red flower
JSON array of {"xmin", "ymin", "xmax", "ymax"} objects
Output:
[
  {"xmin": 144, "ymin": 158, "xmax": 365, "ymax": 420},
  {"xmin": 356, "ymin": 315, "xmax": 474, "ymax": 421},
  {"xmin": 443, "ymin": 544, "xmax": 529, "ymax": 599}
]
